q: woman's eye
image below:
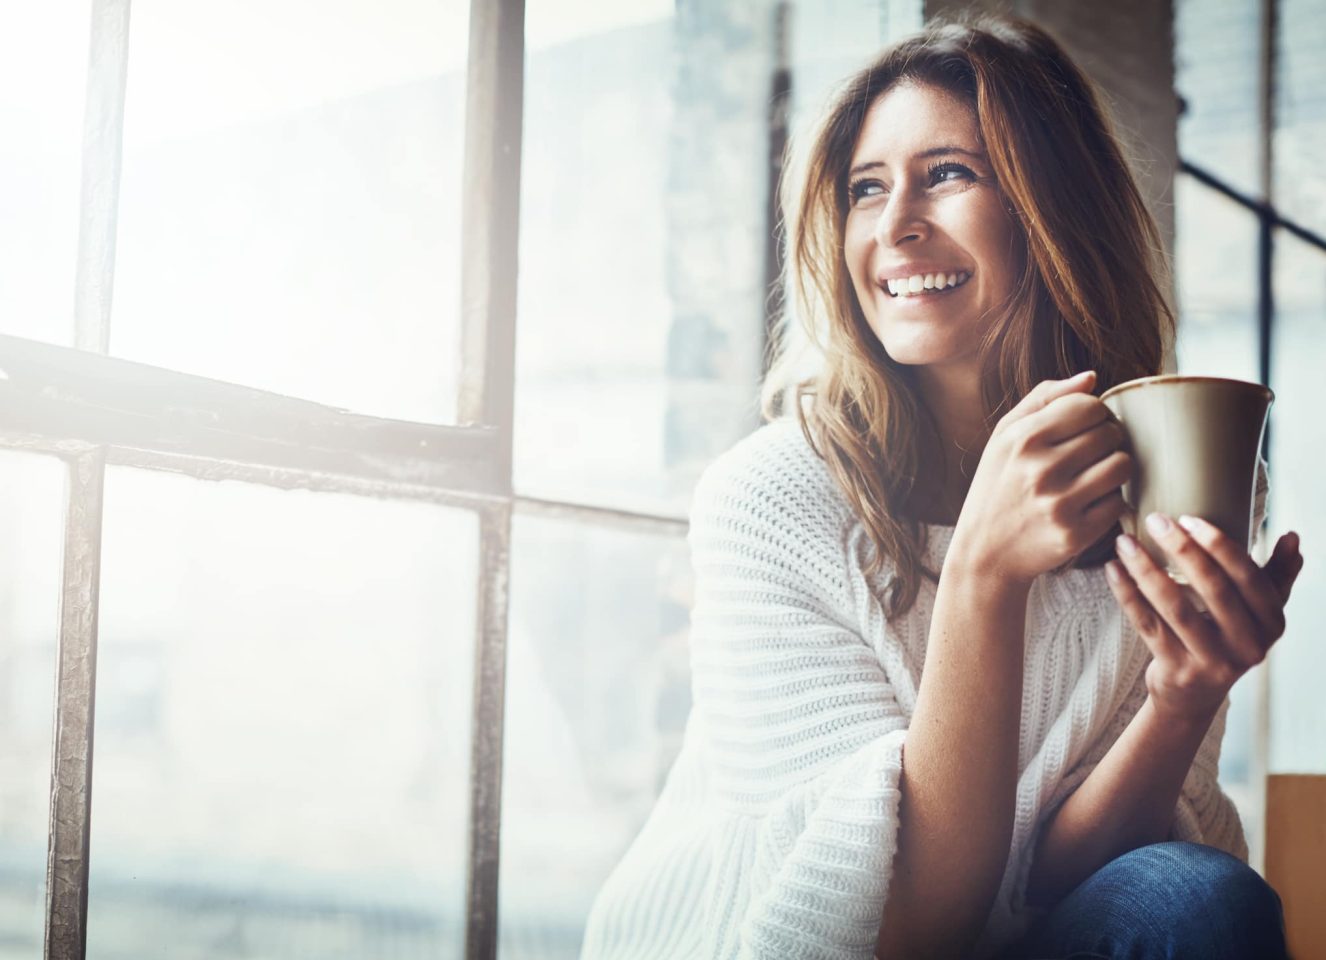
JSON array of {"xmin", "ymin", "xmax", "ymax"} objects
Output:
[
  {"xmin": 929, "ymin": 162, "xmax": 975, "ymax": 185},
  {"xmin": 848, "ymin": 179, "xmax": 884, "ymax": 204}
]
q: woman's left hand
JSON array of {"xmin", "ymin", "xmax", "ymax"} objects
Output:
[{"xmin": 1105, "ymin": 512, "xmax": 1304, "ymax": 723}]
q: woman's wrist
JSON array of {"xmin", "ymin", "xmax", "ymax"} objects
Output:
[
  {"xmin": 946, "ymin": 529, "xmax": 1035, "ymax": 597},
  {"xmin": 1142, "ymin": 686, "xmax": 1222, "ymax": 734}
]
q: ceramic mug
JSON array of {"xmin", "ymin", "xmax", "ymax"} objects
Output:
[{"xmin": 1100, "ymin": 374, "xmax": 1273, "ymax": 586}]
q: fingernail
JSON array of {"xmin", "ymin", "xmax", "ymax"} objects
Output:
[
  {"xmin": 1105, "ymin": 560, "xmax": 1122, "ymax": 584},
  {"xmin": 1145, "ymin": 513, "xmax": 1172, "ymax": 537},
  {"xmin": 1069, "ymin": 370, "xmax": 1095, "ymax": 382},
  {"xmin": 1116, "ymin": 534, "xmax": 1138, "ymax": 557},
  {"xmin": 1177, "ymin": 515, "xmax": 1206, "ymax": 535}
]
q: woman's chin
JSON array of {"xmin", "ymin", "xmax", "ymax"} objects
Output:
[{"xmin": 874, "ymin": 338, "xmax": 965, "ymax": 367}]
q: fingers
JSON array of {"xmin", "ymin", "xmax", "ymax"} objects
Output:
[
  {"xmin": 1004, "ymin": 370, "xmax": 1097, "ymax": 426},
  {"xmin": 1067, "ymin": 448, "xmax": 1132, "ymax": 509},
  {"xmin": 1023, "ymin": 392, "xmax": 1113, "ymax": 447},
  {"xmin": 1079, "ymin": 488, "xmax": 1128, "ymax": 540},
  {"xmin": 1173, "ymin": 516, "xmax": 1292, "ymax": 649},
  {"xmin": 1113, "ymin": 531, "xmax": 1234, "ymax": 670},
  {"xmin": 1104, "ymin": 558, "xmax": 1186, "ymax": 663},
  {"xmin": 1050, "ymin": 417, "xmax": 1127, "ymax": 479},
  {"xmin": 1067, "ymin": 489, "xmax": 1128, "ymax": 561},
  {"xmin": 1262, "ymin": 531, "xmax": 1305, "ymax": 605},
  {"xmin": 1143, "ymin": 515, "xmax": 1267, "ymax": 667}
]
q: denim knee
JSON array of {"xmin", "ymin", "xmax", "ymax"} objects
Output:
[
  {"xmin": 1009, "ymin": 841, "xmax": 1287, "ymax": 960},
  {"xmin": 1113, "ymin": 841, "xmax": 1282, "ymax": 923}
]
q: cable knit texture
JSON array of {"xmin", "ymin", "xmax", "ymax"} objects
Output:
[{"xmin": 580, "ymin": 417, "xmax": 1268, "ymax": 960}]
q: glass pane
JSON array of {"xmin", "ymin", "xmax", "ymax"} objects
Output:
[
  {"xmin": 499, "ymin": 513, "xmax": 692, "ymax": 959},
  {"xmin": 1174, "ymin": 175, "xmax": 1261, "ymax": 382},
  {"xmin": 788, "ymin": 0, "xmax": 912, "ymax": 139},
  {"xmin": 513, "ymin": 0, "xmax": 900, "ymax": 516},
  {"xmin": 108, "ymin": 1, "xmax": 467, "ymax": 423},
  {"xmin": 1275, "ymin": 0, "xmax": 1326, "ymax": 237},
  {"xmin": 0, "ymin": 5, "xmax": 90, "ymax": 346},
  {"xmin": 1175, "ymin": 0, "xmax": 1261, "ymax": 197},
  {"xmin": 1268, "ymin": 231, "xmax": 1326, "ymax": 774},
  {"xmin": 89, "ymin": 468, "xmax": 479, "ymax": 959},
  {"xmin": 0, "ymin": 453, "xmax": 64, "ymax": 958}
]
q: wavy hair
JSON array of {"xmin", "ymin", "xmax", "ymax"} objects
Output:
[{"xmin": 760, "ymin": 15, "xmax": 1174, "ymax": 622}]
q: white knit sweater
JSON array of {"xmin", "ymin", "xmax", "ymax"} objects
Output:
[{"xmin": 580, "ymin": 416, "xmax": 1267, "ymax": 960}]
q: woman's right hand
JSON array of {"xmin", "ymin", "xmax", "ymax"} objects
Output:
[{"xmin": 950, "ymin": 370, "xmax": 1131, "ymax": 588}]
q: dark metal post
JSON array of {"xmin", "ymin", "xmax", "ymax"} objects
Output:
[
  {"xmin": 761, "ymin": 1, "xmax": 793, "ymax": 380},
  {"xmin": 457, "ymin": 0, "xmax": 525, "ymax": 957},
  {"xmin": 44, "ymin": 0, "xmax": 131, "ymax": 954},
  {"xmin": 43, "ymin": 451, "xmax": 106, "ymax": 960}
]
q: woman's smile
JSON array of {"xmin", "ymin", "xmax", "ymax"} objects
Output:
[{"xmin": 881, "ymin": 270, "xmax": 973, "ymax": 300}]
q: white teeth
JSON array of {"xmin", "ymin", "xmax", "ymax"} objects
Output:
[{"xmin": 886, "ymin": 270, "xmax": 971, "ymax": 298}]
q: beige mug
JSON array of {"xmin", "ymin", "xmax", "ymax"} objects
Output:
[{"xmin": 1100, "ymin": 374, "xmax": 1273, "ymax": 589}]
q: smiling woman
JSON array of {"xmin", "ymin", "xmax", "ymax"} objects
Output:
[{"xmin": 580, "ymin": 13, "xmax": 1298, "ymax": 960}]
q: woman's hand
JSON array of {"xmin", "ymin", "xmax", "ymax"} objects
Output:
[
  {"xmin": 951, "ymin": 370, "xmax": 1132, "ymax": 588},
  {"xmin": 1106, "ymin": 514, "xmax": 1304, "ymax": 722}
]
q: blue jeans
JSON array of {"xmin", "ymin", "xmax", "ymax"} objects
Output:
[{"xmin": 997, "ymin": 841, "xmax": 1287, "ymax": 960}]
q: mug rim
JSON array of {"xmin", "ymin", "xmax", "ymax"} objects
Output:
[{"xmin": 1100, "ymin": 373, "xmax": 1275, "ymax": 404}]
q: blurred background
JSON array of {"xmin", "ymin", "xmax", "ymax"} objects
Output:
[{"xmin": 0, "ymin": 0, "xmax": 1323, "ymax": 958}]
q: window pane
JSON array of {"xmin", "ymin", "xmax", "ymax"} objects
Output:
[
  {"xmin": 1274, "ymin": 0, "xmax": 1326, "ymax": 236},
  {"xmin": 1268, "ymin": 231, "xmax": 1326, "ymax": 774},
  {"xmin": 499, "ymin": 513, "xmax": 692, "ymax": 959},
  {"xmin": 0, "ymin": 453, "xmax": 64, "ymax": 958},
  {"xmin": 89, "ymin": 469, "xmax": 479, "ymax": 959},
  {"xmin": 1174, "ymin": 174, "xmax": 1261, "ymax": 382},
  {"xmin": 108, "ymin": 1, "xmax": 467, "ymax": 423},
  {"xmin": 513, "ymin": 0, "xmax": 902, "ymax": 516},
  {"xmin": 0, "ymin": 5, "xmax": 90, "ymax": 346},
  {"xmin": 1175, "ymin": 0, "xmax": 1261, "ymax": 197}
]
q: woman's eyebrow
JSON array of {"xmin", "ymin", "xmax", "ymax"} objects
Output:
[{"xmin": 848, "ymin": 145, "xmax": 985, "ymax": 177}]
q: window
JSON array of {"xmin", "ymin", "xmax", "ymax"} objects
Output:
[{"xmin": 0, "ymin": 0, "xmax": 918, "ymax": 956}]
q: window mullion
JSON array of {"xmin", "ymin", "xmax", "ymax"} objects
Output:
[
  {"xmin": 457, "ymin": 0, "xmax": 524, "ymax": 957},
  {"xmin": 456, "ymin": 0, "xmax": 524, "ymax": 475},
  {"xmin": 44, "ymin": 450, "xmax": 106, "ymax": 960},
  {"xmin": 44, "ymin": 0, "xmax": 131, "ymax": 953},
  {"xmin": 73, "ymin": 0, "xmax": 130, "ymax": 356}
]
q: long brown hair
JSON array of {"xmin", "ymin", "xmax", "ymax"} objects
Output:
[{"xmin": 760, "ymin": 15, "xmax": 1173, "ymax": 622}]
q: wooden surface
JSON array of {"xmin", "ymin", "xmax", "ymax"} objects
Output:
[{"xmin": 1266, "ymin": 774, "xmax": 1326, "ymax": 960}]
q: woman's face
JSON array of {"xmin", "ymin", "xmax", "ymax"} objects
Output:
[{"xmin": 843, "ymin": 81, "xmax": 1022, "ymax": 372}]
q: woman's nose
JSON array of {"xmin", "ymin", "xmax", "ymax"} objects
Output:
[{"xmin": 874, "ymin": 190, "xmax": 929, "ymax": 247}]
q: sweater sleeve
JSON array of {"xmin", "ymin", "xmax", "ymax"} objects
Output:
[{"xmin": 686, "ymin": 432, "xmax": 910, "ymax": 960}]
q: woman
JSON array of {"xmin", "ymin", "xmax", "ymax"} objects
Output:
[{"xmin": 580, "ymin": 15, "xmax": 1304, "ymax": 960}]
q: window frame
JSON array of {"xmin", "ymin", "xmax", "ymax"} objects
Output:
[{"xmin": 0, "ymin": 0, "xmax": 689, "ymax": 957}]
